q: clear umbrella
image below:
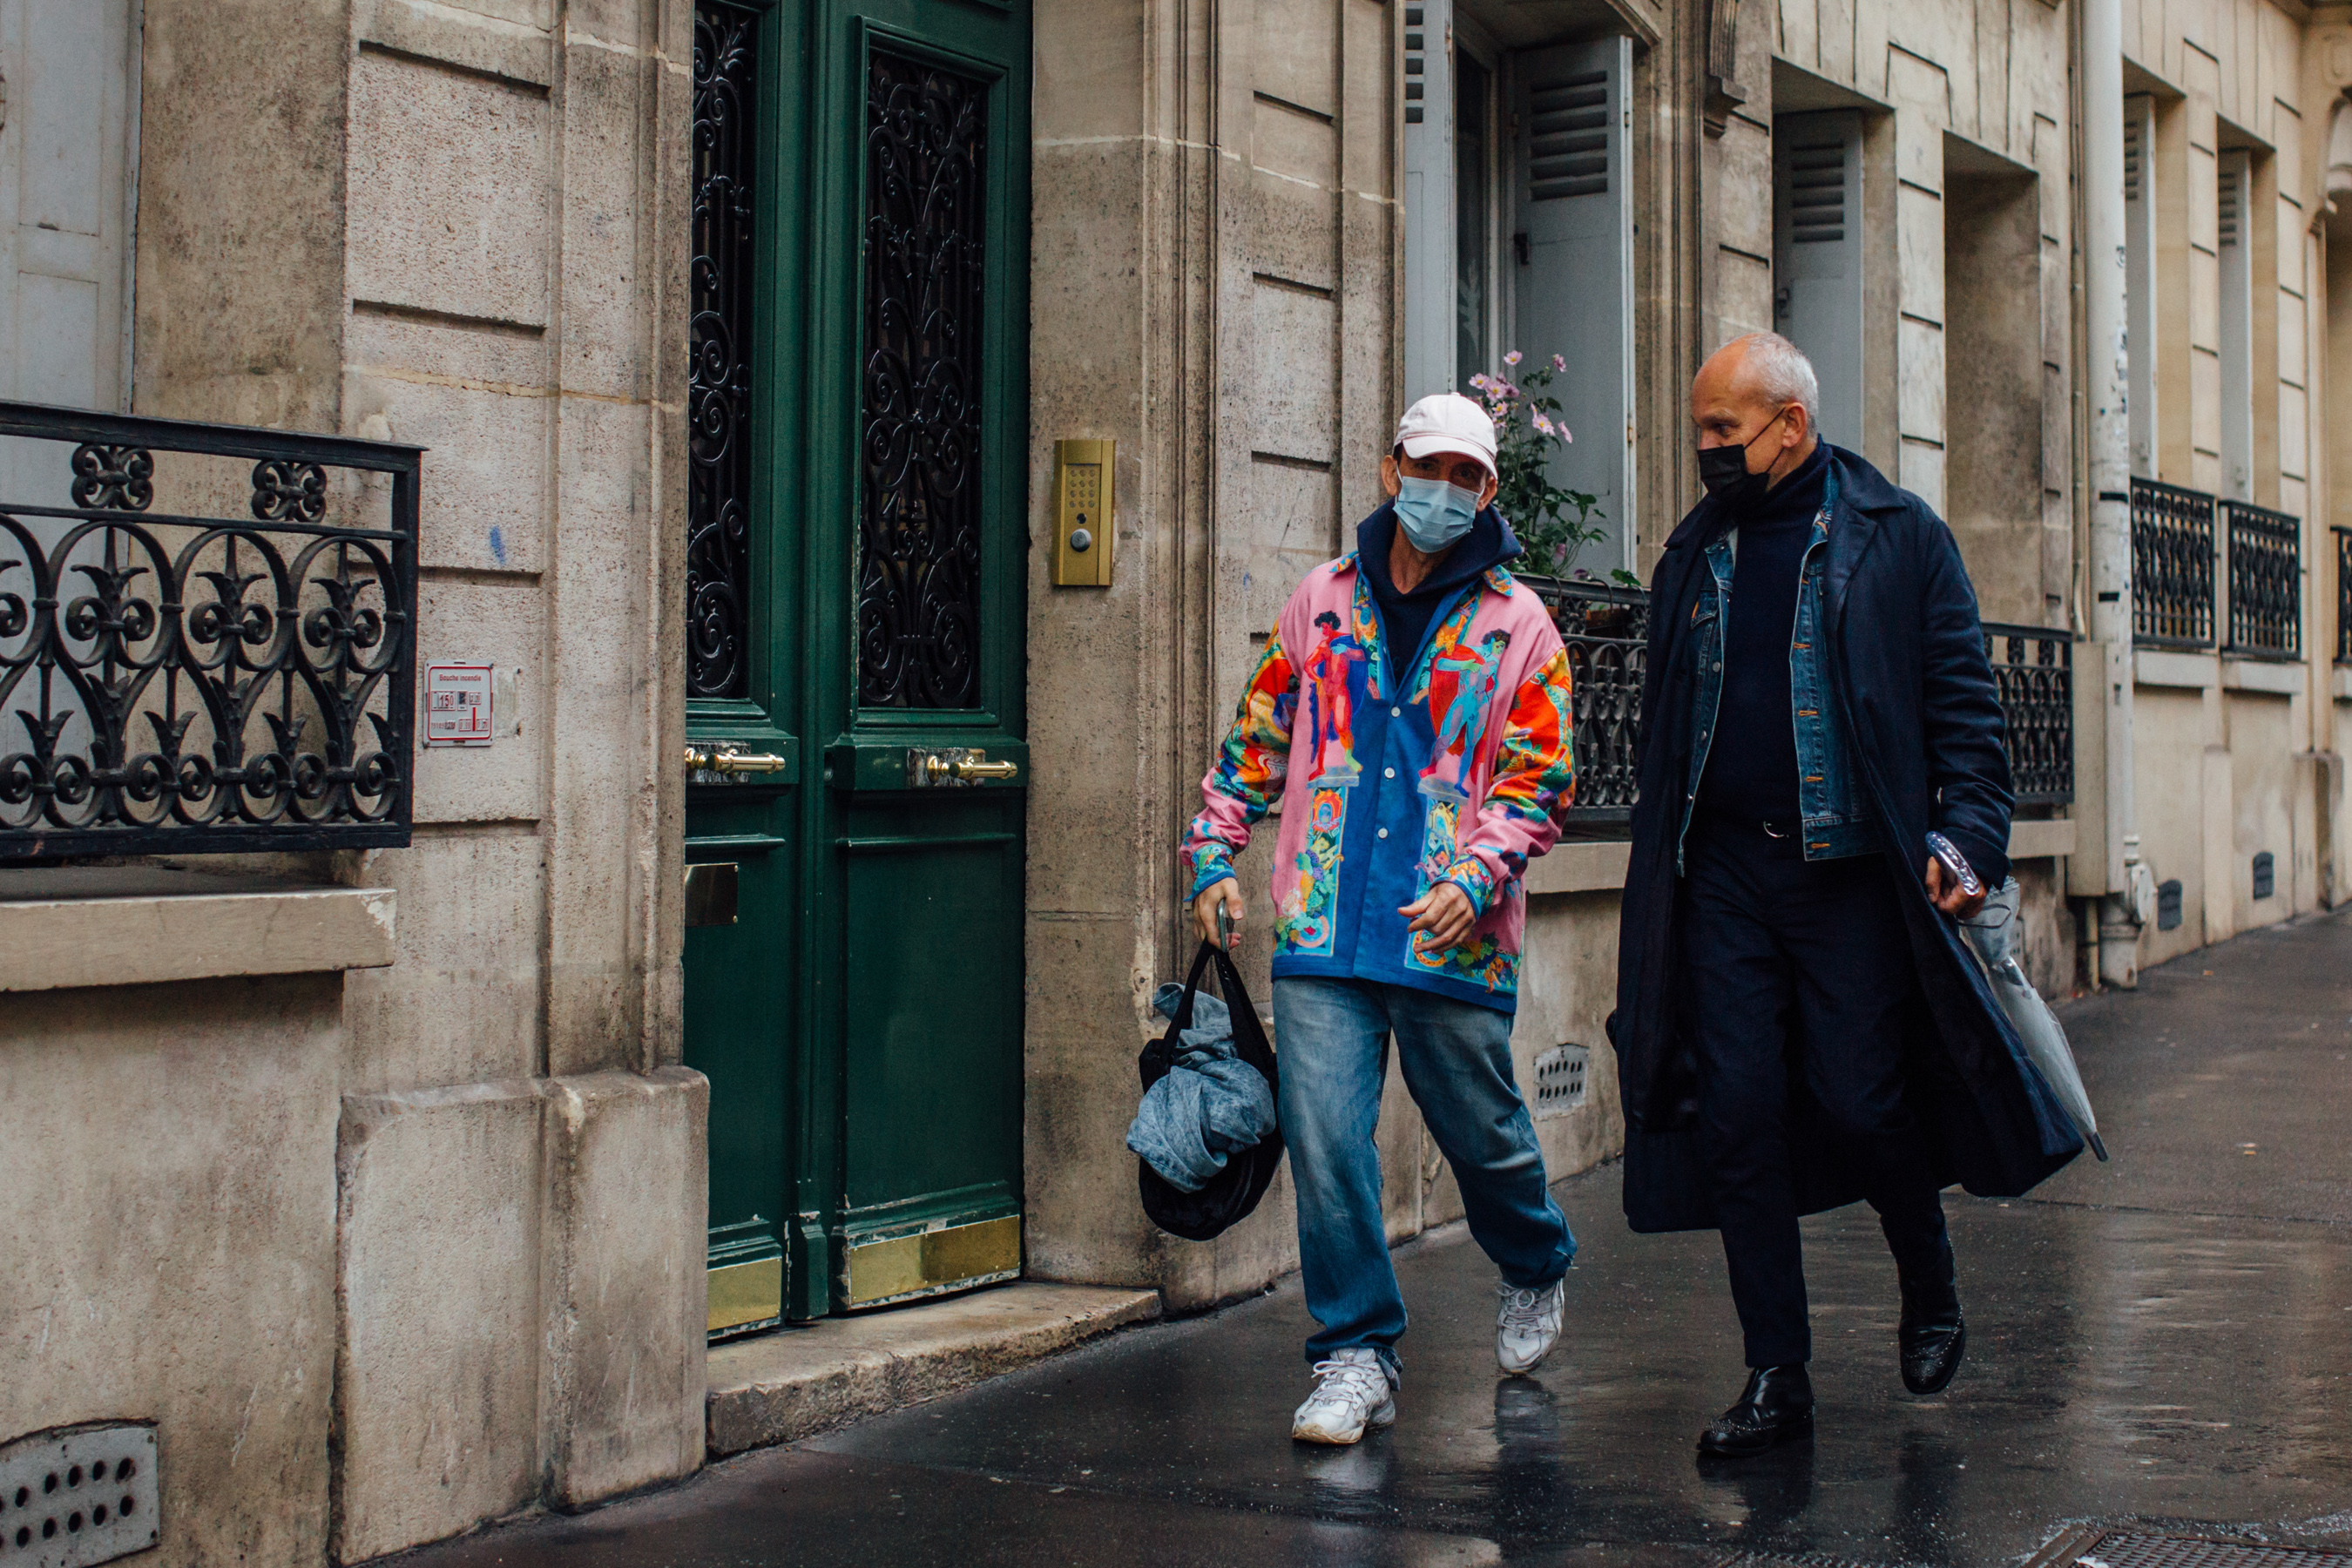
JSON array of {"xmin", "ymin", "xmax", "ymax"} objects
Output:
[{"xmin": 1960, "ymin": 881, "xmax": 2109, "ymax": 1161}]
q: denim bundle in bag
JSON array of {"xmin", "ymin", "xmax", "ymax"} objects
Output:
[{"xmin": 1130, "ymin": 942, "xmax": 1285, "ymax": 1240}]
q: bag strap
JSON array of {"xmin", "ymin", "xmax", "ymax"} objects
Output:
[
  {"xmin": 1171, "ymin": 939, "xmax": 1219, "ymax": 1030},
  {"xmin": 1207, "ymin": 944, "xmax": 1254, "ymax": 1022}
]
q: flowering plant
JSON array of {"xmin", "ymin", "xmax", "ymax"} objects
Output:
[{"xmin": 1468, "ymin": 351, "xmax": 1613, "ymax": 580}]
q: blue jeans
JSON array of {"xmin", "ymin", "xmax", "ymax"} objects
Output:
[{"xmin": 1274, "ymin": 977, "xmax": 1576, "ymax": 1376}]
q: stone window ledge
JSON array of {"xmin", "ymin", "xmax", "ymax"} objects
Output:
[
  {"xmin": 2136, "ymin": 648, "xmax": 2309, "ymax": 695},
  {"xmin": 1525, "ymin": 841, "xmax": 1632, "ymax": 896},
  {"xmin": 0, "ymin": 867, "xmax": 395, "ymax": 993}
]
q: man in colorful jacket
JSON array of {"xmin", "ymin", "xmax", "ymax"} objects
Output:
[{"xmin": 1182, "ymin": 393, "xmax": 1581, "ymax": 1445}]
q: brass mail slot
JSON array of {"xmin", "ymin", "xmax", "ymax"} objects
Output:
[{"xmin": 683, "ymin": 862, "xmax": 739, "ymax": 927}]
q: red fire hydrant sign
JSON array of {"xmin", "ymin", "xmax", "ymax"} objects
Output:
[{"xmin": 423, "ymin": 663, "xmax": 497, "ymax": 747}]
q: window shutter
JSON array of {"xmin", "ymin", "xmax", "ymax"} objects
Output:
[
  {"xmin": 1771, "ymin": 111, "xmax": 1863, "ymax": 450},
  {"xmin": 0, "ymin": 0, "xmax": 135, "ymax": 414},
  {"xmin": 1402, "ymin": 0, "xmax": 1456, "ymax": 402},
  {"xmin": 2216, "ymin": 146, "xmax": 2254, "ymax": 500},
  {"xmin": 1511, "ymin": 35, "xmax": 1632, "ymax": 575},
  {"xmin": 2123, "ymin": 93, "xmax": 2158, "ymax": 476}
]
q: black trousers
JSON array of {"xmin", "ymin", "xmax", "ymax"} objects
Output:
[{"xmin": 1679, "ymin": 815, "xmax": 1954, "ymax": 1368}]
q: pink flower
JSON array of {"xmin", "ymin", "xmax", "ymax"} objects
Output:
[
  {"xmin": 1504, "ymin": 349, "xmax": 1523, "ymax": 367},
  {"xmin": 1468, "ymin": 373, "xmax": 1491, "ymax": 391},
  {"xmin": 1551, "ymin": 354, "xmax": 1567, "ymax": 372},
  {"xmin": 1532, "ymin": 413, "xmax": 1555, "ymax": 436}
]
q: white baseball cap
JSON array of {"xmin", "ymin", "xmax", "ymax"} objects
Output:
[{"xmin": 1395, "ymin": 393, "xmax": 1498, "ymax": 480}]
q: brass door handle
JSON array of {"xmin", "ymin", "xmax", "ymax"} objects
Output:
[
  {"xmin": 936, "ymin": 755, "xmax": 1018, "ymax": 783},
  {"xmin": 686, "ymin": 744, "xmax": 791, "ymax": 776},
  {"xmin": 907, "ymin": 747, "xmax": 1020, "ymax": 787}
]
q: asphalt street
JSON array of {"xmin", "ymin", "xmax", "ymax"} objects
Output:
[{"xmin": 395, "ymin": 909, "xmax": 2352, "ymax": 1568}]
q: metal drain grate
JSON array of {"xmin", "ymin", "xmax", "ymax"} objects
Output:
[
  {"xmin": 0, "ymin": 1423, "xmax": 159, "ymax": 1567},
  {"xmin": 2075, "ymin": 1538, "xmax": 2352, "ymax": 1568}
]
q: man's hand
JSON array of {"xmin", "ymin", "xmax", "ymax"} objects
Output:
[
  {"xmin": 1925, "ymin": 856, "xmax": 1986, "ymax": 920},
  {"xmin": 1401, "ymin": 882, "xmax": 1477, "ymax": 950},
  {"xmin": 1193, "ymin": 877, "xmax": 1245, "ymax": 949}
]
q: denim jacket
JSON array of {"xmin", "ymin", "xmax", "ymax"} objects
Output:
[{"xmin": 1677, "ymin": 464, "xmax": 1872, "ymax": 870}]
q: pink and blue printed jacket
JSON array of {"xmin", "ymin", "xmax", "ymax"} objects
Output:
[{"xmin": 1180, "ymin": 542, "xmax": 1577, "ymax": 1014}]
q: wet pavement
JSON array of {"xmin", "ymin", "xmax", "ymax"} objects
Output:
[{"xmin": 398, "ymin": 912, "xmax": 2352, "ymax": 1568}]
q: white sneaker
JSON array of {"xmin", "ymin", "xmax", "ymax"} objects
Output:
[
  {"xmin": 1291, "ymin": 1348, "xmax": 1397, "ymax": 1444},
  {"xmin": 1496, "ymin": 1277, "xmax": 1565, "ymax": 1375}
]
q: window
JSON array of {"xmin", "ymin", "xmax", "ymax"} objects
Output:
[
  {"xmin": 2123, "ymin": 93, "xmax": 2158, "ymax": 476},
  {"xmin": 1401, "ymin": 6, "xmax": 1636, "ymax": 576},
  {"xmin": 0, "ymin": 0, "xmax": 141, "ymax": 500},
  {"xmin": 1454, "ymin": 53, "xmax": 1493, "ymax": 392},
  {"xmin": 1771, "ymin": 111, "xmax": 1864, "ymax": 449},
  {"xmin": 1509, "ymin": 35, "xmax": 1634, "ymax": 574},
  {"xmin": 2216, "ymin": 147, "xmax": 2254, "ymax": 500}
]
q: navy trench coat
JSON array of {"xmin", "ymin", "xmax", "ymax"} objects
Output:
[{"xmin": 1608, "ymin": 445, "xmax": 2083, "ymax": 1233}]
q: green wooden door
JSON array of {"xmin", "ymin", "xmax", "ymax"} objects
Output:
[{"xmin": 685, "ymin": 0, "xmax": 1029, "ymax": 1331}]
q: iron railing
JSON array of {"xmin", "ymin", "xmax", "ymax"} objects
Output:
[
  {"xmin": 2131, "ymin": 477, "xmax": 2216, "ymax": 647},
  {"xmin": 1528, "ymin": 577, "xmax": 1646, "ymax": 827},
  {"xmin": 1527, "ymin": 577, "xmax": 2075, "ymax": 829},
  {"xmin": 0, "ymin": 403, "xmax": 420, "ymax": 859},
  {"xmin": 1982, "ymin": 622, "xmax": 2074, "ymax": 805},
  {"xmin": 2220, "ymin": 499, "xmax": 2301, "ymax": 660},
  {"xmin": 2337, "ymin": 529, "xmax": 2352, "ymax": 664}
]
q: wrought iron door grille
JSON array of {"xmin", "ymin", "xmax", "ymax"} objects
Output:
[
  {"xmin": 1983, "ymin": 622, "xmax": 2073, "ymax": 805},
  {"xmin": 2338, "ymin": 528, "xmax": 2352, "ymax": 664},
  {"xmin": 687, "ymin": 2, "xmax": 761, "ymax": 700},
  {"xmin": 2220, "ymin": 498, "xmax": 2300, "ymax": 659},
  {"xmin": 857, "ymin": 51, "xmax": 989, "ymax": 709},
  {"xmin": 0, "ymin": 404, "xmax": 419, "ymax": 860},
  {"xmin": 1529, "ymin": 577, "xmax": 1646, "ymax": 827},
  {"xmin": 2132, "ymin": 476, "xmax": 2216, "ymax": 648}
]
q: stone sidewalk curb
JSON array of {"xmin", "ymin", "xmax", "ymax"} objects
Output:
[{"xmin": 705, "ymin": 1282, "xmax": 1163, "ymax": 1456}]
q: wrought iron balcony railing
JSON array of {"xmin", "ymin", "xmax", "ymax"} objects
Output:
[
  {"xmin": 0, "ymin": 403, "xmax": 420, "ymax": 860},
  {"xmin": 2220, "ymin": 499, "xmax": 2301, "ymax": 660},
  {"xmin": 1527, "ymin": 577, "xmax": 1646, "ymax": 828},
  {"xmin": 1982, "ymin": 622, "xmax": 2073, "ymax": 806},
  {"xmin": 1527, "ymin": 577, "xmax": 2076, "ymax": 832},
  {"xmin": 2338, "ymin": 529, "xmax": 2352, "ymax": 665},
  {"xmin": 2131, "ymin": 477, "xmax": 2216, "ymax": 648}
]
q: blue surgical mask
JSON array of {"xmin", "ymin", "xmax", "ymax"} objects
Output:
[{"xmin": 1393, "ymin": 475, "xmax": 1479, "ymax": 553}]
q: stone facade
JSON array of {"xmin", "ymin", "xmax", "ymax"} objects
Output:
[
  {"xmin": 3, "ymin": 0, "xmax": 2348, "ymax": 1563},
  {"xmin": 3, "ymin": 3, "xmax": 703, "ymax": 1565}
]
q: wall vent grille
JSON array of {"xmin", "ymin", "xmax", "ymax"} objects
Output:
[
  {"xmin": 1531, "ymin": 1043, "xmax": 1588, "ymax": 1116},
  {"xmin": 0, "ymin": 1423, "xmax": 158, "ymax": 1567}
]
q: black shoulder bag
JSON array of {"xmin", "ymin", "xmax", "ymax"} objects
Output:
[{"xmin": 1136, "ymin": 941, "xmax": 1286, "ymax": 1240}]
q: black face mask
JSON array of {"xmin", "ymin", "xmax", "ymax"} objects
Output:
[{"xmin": 1696, "ymin": 405, "xmax": 1791, "ymax": 508}]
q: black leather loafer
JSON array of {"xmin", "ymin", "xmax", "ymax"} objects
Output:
[
  {"xmin": 1899, "ymin": 1308, "xmax": 1966, "ymax": 1395},
  {"xmin": 1697, "ymin": 1363, "xmax": 1815, "ymax": 1456}
]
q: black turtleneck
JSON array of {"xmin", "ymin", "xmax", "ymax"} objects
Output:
[
  {"xmin": 1698, "ymin": 442, "xmax": 1830, "ymax": 824},
  {"xmin": 1358, "ymin": 504, "xmax": 1522, "ymax": 676}
]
